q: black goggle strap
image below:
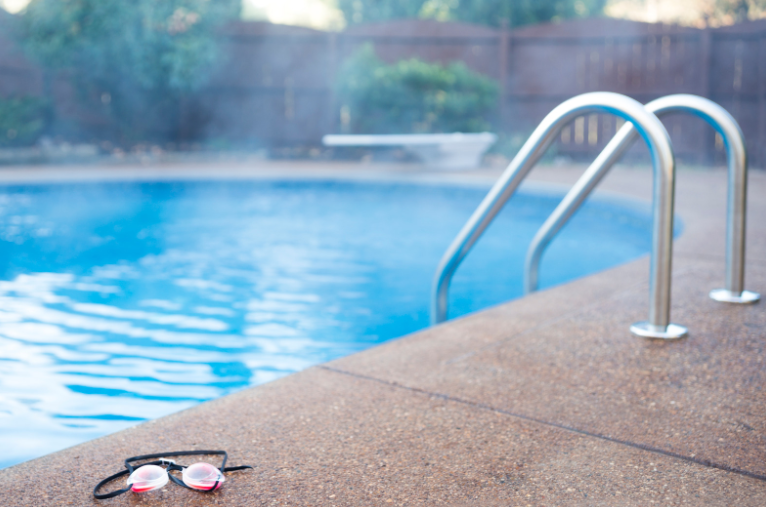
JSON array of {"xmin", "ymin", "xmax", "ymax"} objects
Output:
[{"xmin": 94, "ymin": 451, "xmax": 253, "ymax": 499}]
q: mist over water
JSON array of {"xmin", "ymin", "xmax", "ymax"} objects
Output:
[{"xmin": 0, "ymin": 179, "xmax": 654, "ymax": 467}]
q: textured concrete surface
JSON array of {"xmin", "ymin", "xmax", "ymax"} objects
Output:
[
  {"xmin": 331, "ymin": 259, "xmax": 766, "ymax": 477},
  {"xmin": 0, "ymin": 164, "xmax": 763, "ymax": 506}
]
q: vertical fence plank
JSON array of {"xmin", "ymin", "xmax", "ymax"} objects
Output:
[
  {"xmin": 327, "ymin": 32, "xmax": 338, "ymax": 136},
  {"xmin": 759, "ymin": 36, "xmax": 766, "ymax": 167},
  {"xmin": 700, "ymin": 29, "xmax": 713, "ymax": 163},
  {"xmin": 700, "ymin": 29, "xmax": 712, "ymax": 98},
  {"xmin": 499, "ymin": 20, "xmax": 509, "ymax": 126}
]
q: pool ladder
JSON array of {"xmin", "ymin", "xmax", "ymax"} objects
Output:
[{"xmin": 430, "ymin": 92, "xmax": 760, "ymax": 339}]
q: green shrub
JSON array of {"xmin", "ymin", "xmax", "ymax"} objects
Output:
[
  {"xmin": 0, "ymin": 96, "xmax": 47, "ymax": 148},
  {"xmin": 337, "ymin": 45, "xmax": 499, "ymax": 134}
]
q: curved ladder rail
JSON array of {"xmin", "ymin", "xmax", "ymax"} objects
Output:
[
  {"xmin": 430, "ymin": 91, "xmax": 688, "ymax": 340},
  {"xmin": 524, "ymin": 94, "xmax": 760, "ymax": 307}
]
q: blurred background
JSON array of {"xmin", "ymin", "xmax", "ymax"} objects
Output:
[{"xmin": 0, "ymin": 0, "xmax": 764, "ymax": 167}]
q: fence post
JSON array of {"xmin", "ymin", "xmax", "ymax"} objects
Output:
[
  {"xmin": 327, "ymin": 32, "xmax": 338, "ymax": 136},
  {"xmin": 699, "ymin": 29, "xmax": 711, "ymax": 98},
  {"xmin": 759, "ymin": 34, "xmax": 765, "ymax": 169},
  {"xmin": 700, "ymin": 27, "xmax": 713, "ymax": 164},
  {"xmin": 499, "ymin": 19, "xmax": 509, "ymax": 130}
]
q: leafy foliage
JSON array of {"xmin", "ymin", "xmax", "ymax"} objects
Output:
[
  {"xmin": 337, "ymin": 45, "xmax": 498, "ymax": 134},
  {"xmin": 0, "ymin": 96, "xmax": 47, "ymax": 148},
  {"xmin": 713, "ymin": 0, "xmax": 766, "ymax": 23},
  {"xmin": 18, "ymin": 0, "xmax": 239, "ymax": 143},
  {"xmin": 338, "ymin": 0, "xmax": 607, "ymax": 27},
  {"xmin": 436, "ymin": 0, "xmax": 607, "ymax": 28},
  {"xmin": 338, "ymin": 0, "xmax": 425, "ymax": 25}
]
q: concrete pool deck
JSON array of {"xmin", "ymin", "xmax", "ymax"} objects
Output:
[{"xmin": 0, "ymin": 161, "xmax": 763, "ymax": 505}]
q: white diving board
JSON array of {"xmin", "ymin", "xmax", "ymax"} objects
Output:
[{"xmin": 322, "ymin": 132, "xmax": 497, "ymax": 170}]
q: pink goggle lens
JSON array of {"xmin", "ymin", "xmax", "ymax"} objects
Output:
[
  {"xmin": 127, "ymin": 465, "xmax": 168, "ymax": 493},
  {"xmin": 182, "ymin": 462, "xmax": 226, "ymax": 491}
]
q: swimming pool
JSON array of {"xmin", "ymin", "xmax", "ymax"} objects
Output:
[{"xmin": 0, "ymin": 179, "xmax": 655, "ymax": 468}]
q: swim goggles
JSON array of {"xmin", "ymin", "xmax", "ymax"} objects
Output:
[{"xmin": 93, "ymin": 450, "xmax": 252, "ymax": 499}]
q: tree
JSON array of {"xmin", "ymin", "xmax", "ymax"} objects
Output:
[
  {"xmin": 712, "ymin": 0, "xmax": 766, "ymax": 23},
  {"xmin": 337, "ymin": 0, "xmax": 607, "ymax": 27},
  {"xmin": 441, "ymin": 0, "xmax": 607, "ymax": 28},
  {"xmin": 18, "ymin": 0, "xmax": 240, "ymax": 144},
  {"xmin": 338, "ymin": 0, "xmax": 425, "ymax": 25}
]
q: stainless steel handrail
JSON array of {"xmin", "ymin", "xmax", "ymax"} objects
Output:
[
  {"xmin": 524, "ymin": 94, "xmax": 760, "ymax": 307},
  {"xmin": 430, "ymin": 92, "xmax": 688, "ymax": 339}
]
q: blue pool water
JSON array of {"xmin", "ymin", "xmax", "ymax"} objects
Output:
[{"xmin": 0, "ymin": 179, "xmax": 655, "ymax": 468}]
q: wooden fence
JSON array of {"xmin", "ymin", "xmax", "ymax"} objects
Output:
[
  {"xmin": 185, "ymin": 17, "xmax": 766, "ymax": 166},
  {"xmin": 1, "ymin": 12, "xmax": 765, "ymax": 166}
]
